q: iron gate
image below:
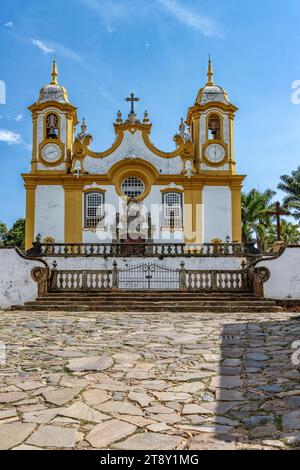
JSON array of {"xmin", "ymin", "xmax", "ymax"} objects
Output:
[{"xmin": 118, "ymin": 263, "xmax": 180, "ymax": 290}]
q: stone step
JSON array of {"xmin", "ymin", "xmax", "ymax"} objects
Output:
[
  {"xmin": 45, "ymin": 291, "xmax": 253, "ymax": 297},
  {"xmin": 36, "ymin": 295, "xmax": 259, "ymax": 302},
  {"xmin": 28, "ymin": 299, "xmax": 277, "ymax": 307},
  {"xmin": 13, "ymin": 304, "xmax": 282, "ymax": 313}
]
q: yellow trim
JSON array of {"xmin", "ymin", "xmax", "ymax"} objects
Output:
[
  {"xmin": 183, "ymin": 183, "xmax": 203, "ymax": 244},
  {"xmin": 43, "ymin": 236, "xmax": 55, "ymax": 243},
  {"xmin": 160, "ymin": 188, "xmax": 184, "ymax": 194},
  {"xmin": 25, "ymin": 186, "xmax": 35, "ymax": 250},
  {"xmin": 229, "ymin": 113, "xmax": 235, "ymax": 173},
  {"xmin": 28, "ymin": 101, "xmax": 78, "ymax": 124},
  {"xmin": 31, "ymin": 116, "xmax": 38, "ymax": 172},
  {"xmin": 194, "ymin": 116, "xmax": 200, "ymax": 172},
  {"xmin": 64, "ymin": 185, "xmax": 83, "ymax": 244},
  {"xmin": 82, "ymin": 188, "xmax": 106, "ymax": 194},
  {"xmin": 206, "ymin": 111, "xmax": 224, "ymax": 141},
  {"xmin": 73, "ymin": 124, "xmax": 194, "ymax": 161},
  {"xmin": 39, "ymin": 139, "xmax": 65, "ymax": 167},
  {"xmin": 202, "ymin": 140, "xmax": 228, "ymax": 168},
  {"xmin": 43, "ymin": 111, "xmax": 61, "ymax": 141},
  {"xmin": 231, "ymin": 183, "xmax": 242, "ymax": 242}
]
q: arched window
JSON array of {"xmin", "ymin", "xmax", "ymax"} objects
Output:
[
  {"xmin": 163, "ymin": 192, "xmax": 183, "ymax": 229},
  {"xmin": 208, "ymin": 114, "xmax": 221, "ymax": 140},
  {"xmin": 46, "ymin": 113, "xmax": 59, "ymax": 139},
  {"xmin": 121, "ymin": 177, "xmax": 145, "ymax": 198},
  {"xmin": 85, "ymin": 192, "xmax": 105, "ymax": 229}
]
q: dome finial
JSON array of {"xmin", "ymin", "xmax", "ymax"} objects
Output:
[
  {"xmin": 51, "ymin": 60, "xmax": 58, "ymax": 85},
  {"xmin": 206, "ymin": 54, "xmax": 214, "ymax": 86}
]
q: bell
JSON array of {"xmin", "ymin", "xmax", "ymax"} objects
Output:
[{"xmin": 47, "ymin": 127, "xmax": 58, "ymax": 139}]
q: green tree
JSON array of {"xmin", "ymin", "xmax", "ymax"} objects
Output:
[
  {"xmin": 265, "ymin": 220, "xmax": 300, "ymax": 250},
  {"xmin": 278, "ymin": 167, "xmax": 300, "ymax": 220},
  {"xmin": 0, "ymin": 221, "xmax": 8, "ymax": 247},
  {"xmin": 242, "ymin": 189, "xmax": 276, "ymax": 251},
  {"xmin": 4, "ymin": 218, "xmax": 25, "ymax": 249}
]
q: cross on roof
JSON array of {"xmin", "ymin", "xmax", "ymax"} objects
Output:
[
  {"xmin": 267, "ymin": 201, "xmax": 290, "ymax": 241},
  {"xmin": 126, "ymin": 93, "xmax": 140, "ymax": 114}
]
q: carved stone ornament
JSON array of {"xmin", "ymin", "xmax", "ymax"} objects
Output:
[
  {"xmin": 250, "ymin": 266, "xmax": 271, "ymax": 284},
  {"xmin": 31, "ymin": 266, "xmax": 49, "ymax": 284}
]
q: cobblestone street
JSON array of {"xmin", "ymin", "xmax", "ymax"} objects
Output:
[{"xmin": 0, "ymin": 309, "xmax": 300, "ymax": 450}]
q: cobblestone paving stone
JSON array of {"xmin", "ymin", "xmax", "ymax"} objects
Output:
[{"xmin": 0, "ymin": 309, "xmax": 300, "ymax": 450}]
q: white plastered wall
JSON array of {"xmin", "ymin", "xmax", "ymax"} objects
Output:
[
  {"xmin": 0, "ymin": 249, "xmax": 47, "ymax": 309},
  {"xmin": 255, "ymin": 247, "xmax": 300, "ymax": 300},
  {"xmin": 35, "ymin": 185, "xmax": 65, "ymax": 242},
  {"xmin": 202, "ymin": 186, "xmax": 232, "ymax": 243},
  {"xmin": 43, "ymin": 256, "xmax": 245, "ymax": 271},
  {"xmin": 82, "ymin": 184, "xmax": 185, "ymax": 243}
]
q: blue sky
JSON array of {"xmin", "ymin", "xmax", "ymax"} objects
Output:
[{"xmin": 0, "ymin": 0, "xmax": 300, "ymax": 226}]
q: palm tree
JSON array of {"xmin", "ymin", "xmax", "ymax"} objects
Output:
[
  {"xmin": 278, "ymin": 167, "xmax": 300, "ymax": 220},
  {"xmin": 242, "ymin": 189, "xmax": 276, "ymax": 251},
  {"xmin": 265, "ymin": 220, "xmax": 300, "ymax": 250}
]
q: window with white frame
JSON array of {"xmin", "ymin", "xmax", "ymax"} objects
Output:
[
  {"xmin": 85, "ymin": 192, "xmax": 105, "ymax": 229},
  {"xmin": 121, "ymin": 177, "xmax": 145, "ymax": 198},
  {"xmin": 163, "ymin": 192, "xmax": 183, "ymax": 229}
]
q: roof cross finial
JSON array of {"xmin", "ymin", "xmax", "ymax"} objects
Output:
[{"xmin": 125, "ymin": 92, "xmax": 140, "ymax": 115}]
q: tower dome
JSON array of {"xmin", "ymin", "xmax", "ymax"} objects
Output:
[
  {"xmin": 195, "ymin": 57, "xmax": 231, "ymax": 106},
  {"xmin": 37, "ymin": 61, "xmax": 69, "ymax": 104}
]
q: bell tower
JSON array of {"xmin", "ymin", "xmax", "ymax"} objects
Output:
[
  {"xmin": 187, "ymin": 57, "xmax": 238, "ymax": 174},
  {"xmin": 28, "ymin": 61, "xmax": 78, "ymax": 174}
]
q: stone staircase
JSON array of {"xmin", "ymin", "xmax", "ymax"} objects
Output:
[{"xmin": 12, "ymin": 291, "xmax": 282, "ymax": 313}]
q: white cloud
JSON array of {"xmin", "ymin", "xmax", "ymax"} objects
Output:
[
  {"xmin": 15, "ymin": 114, "xmax": 23, "ymax": 122},
  {"xmin": 0, "ymin": 129, "xmax": 23, "ymax": 145},
  {"xmin": 157, "ymin": 0, "xmax": 219, "ymax": 36},
  {"xmin": 31, "ymin": 38, "xmax": 81, "ymax": 61},
  {"xmin": 31, "ymin": 39, "xmax": 55, "ymax": 55},
  {"xmin": 4, "ymin": 21, "xmax": 14, "ymax": 28}
]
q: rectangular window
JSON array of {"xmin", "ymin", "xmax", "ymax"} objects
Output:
[
  {"xmin": 163, "ymin": 192, "xmax": 183, "ymax": 229},
  {"xmin": 85, "ymin": 192, "xmax": 105, "ymax": 229}
]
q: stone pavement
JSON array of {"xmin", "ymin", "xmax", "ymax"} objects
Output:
[{"xmin": 0, "ymin": 309, "xmax": 300, "ymax": 450}]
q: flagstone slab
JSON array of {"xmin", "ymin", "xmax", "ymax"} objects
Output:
[
  {"xmin": 67, "ymin": 355, "xmax": 113, "ymax": 372},
  {"xmin": 59, "ymin": 401, "xmax": 109, "ymax": 423},
  {"xmin": 27, "ymin": 425, "xmax": 78, "ymax": 448},
  {"xmin": 42, "ymin": 387, "xmax": 83, "ymax": 406},
  {"xmin": 128, "ymin": 392, "xmax": 153, "ymax": 407},
  {"xmin": 182, "ymin": 404, "xmax": 215, "ymax": 415},
  {"xmin": 83, "ymin": 389, "xmax": 110, "ymax": 405},
  {"xmin": 0, "ymin": 422, "xmax": 36, "ymax": 450},
  {"xmin": 96, "ymin": 400, "xmax": 143, "ymax": 416},
  {"xmin": 113, "ymin": 432, "xmax": 182, "ymax": 450},
  {"xmin": 0, "ymin": 392, "xmax": 27, "ymax": 403},
  {"xmin": 86, "ymin": 419, "xmax": 136, "ymax": 448},
  {"xmin": 152, "ymin": 392, "xmax": 191, "ymax": 402}
]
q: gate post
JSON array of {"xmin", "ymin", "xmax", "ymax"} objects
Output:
[
  {"xmin": 112, "ymin": 261, "xmax": 118, "ymax": 289},
  {"xmin": 179, "ymin": 261, "xmax": 187, "ymax": 290}
]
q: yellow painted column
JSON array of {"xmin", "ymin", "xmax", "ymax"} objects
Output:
[
  {"xmin": 231, "ymin": 183, "xmax": 242, "ymax": 242},
  {"xmin": 64, "ymin": 183, "xmax": 83, "ymax": 244},
  {"xmin": 25, "ymin": 184, "xmax": 36, "ymax": 250},
  {"xmin": 183, "ymin": 184, "xmax": 203, "ymax": 244}
]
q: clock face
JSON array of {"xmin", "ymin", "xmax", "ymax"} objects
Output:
[
  {"xmin": 42, "ymin": 143, "xmax": 61, "ymax": 164},
  {"xmin": 205, "ymin": 143, "xmax": 226, "ymax": 164}
]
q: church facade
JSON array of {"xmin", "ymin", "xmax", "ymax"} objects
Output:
[{"xmin": 23, "ymin": 60, "xmax": 245, "ymax": 251}]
